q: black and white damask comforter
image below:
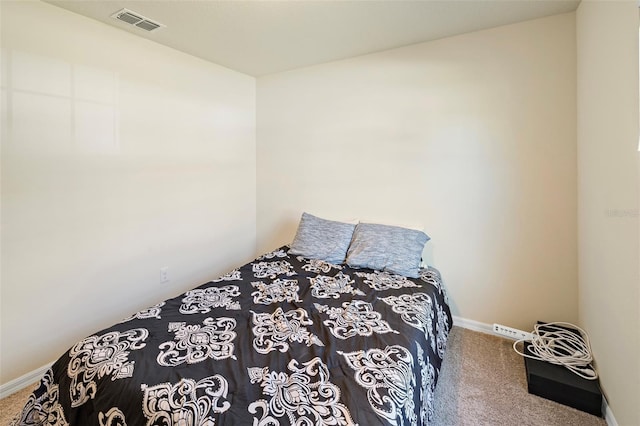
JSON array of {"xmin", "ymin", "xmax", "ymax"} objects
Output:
[{"xmin": 14, "ymin": 247, "xmax": 452, "ymax": 426}]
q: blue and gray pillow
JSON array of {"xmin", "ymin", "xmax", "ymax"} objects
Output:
[
  {"xmin": 289, "ymin": 212, "xmax": 356, "ymax": 265},
  {"xmin": 346, "ymin": 222, "xmax": 429, "ymax": 278},
  {"xmin": 289, "ymin": 212, "xmax": 430, "ymax": 278}
]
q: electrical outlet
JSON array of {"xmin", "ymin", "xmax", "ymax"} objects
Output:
[
  {"xmin": 160, "ymin": 267, "xmax": 169, "ymax": 283},
  {"xmin": 493, "ymin": 323, "xmax": 533, "ymax": 340}
]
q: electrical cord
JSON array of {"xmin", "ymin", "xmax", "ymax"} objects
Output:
[{"xmin": 513, "ymin": 322, "xmax": 598, "ymax": 380}]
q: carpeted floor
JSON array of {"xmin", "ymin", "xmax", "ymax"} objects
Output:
[
  {"xmin": 431, "ymin": 327, "xmax": 606, "ymax": 426},
  {"xmin": 0, "ymin": 326, "xmax": 607, "ymax": 425}
]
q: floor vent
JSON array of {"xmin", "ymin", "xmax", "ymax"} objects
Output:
[{"xmin": 111, "ymin": 8, "xmax": 164, "ymax": 32}]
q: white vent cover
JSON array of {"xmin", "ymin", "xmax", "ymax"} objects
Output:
[{"xmin": 111, "ymin": 8, "xmax": 165, "ymax": 32}]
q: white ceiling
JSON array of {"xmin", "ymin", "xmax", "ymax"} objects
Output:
[{"xmin": 45, "ymin": 0, "xmax": 580, "ymax": 77}]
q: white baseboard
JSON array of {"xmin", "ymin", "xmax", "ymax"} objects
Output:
[
  {"xmin": 602, "ymin": 396, "xmax": 618, "ymax": 426},
  {"xmin": 453, "ymin": 315, "xmax": 618, "ymax": 425},
  {"xmin": 0, "ymin": 363, "xmax": 51, "ymax": 399},
  {"xmin": 452, "ymin": 315, "xmax": 496, "ymax": 335}
]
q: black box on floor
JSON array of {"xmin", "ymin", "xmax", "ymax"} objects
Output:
[{"xmin": 523, "ymin": 332, "xmax": 603, "ymax": 417}]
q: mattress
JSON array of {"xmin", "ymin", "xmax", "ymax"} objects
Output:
[{"xmin": 12, "ymin": 246, "xmax": 452, "ymax": 426}]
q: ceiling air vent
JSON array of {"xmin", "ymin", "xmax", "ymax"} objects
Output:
[{"xmin": 111, "ymin": 8, "xmax": 165, "ymax": 32}]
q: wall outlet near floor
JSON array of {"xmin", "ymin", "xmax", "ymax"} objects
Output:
[
  {"xmin": 160, "ymin": 267, "xmax": 169, "ymax": 283},
  {"xmin": 493, "ymin": 323, "xmax": 533, "ymax": 340}
]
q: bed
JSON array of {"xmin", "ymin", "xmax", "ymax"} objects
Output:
[{"xmin": 13, "ymin": 215, "xmax": 452, "ymax": 426}]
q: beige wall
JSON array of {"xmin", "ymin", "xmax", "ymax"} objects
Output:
[
  {"xmin": 0, "ymin": 1, "xmax": 256, "ymax": 383},
  {"xmin": 9, "ymin": 4, "xmax": 636, "ymax": 421},
  {"xmin": 257, "ymin": 13, "xmax": 578, "ymax": 332},
  {"xmin": 576, "ymin": 1, "xmax": 640, "ymax": 424}
]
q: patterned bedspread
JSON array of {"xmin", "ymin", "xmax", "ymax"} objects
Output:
[{"xmin": 13, "ymin": 247, "xmax": 452, "ymax": 426}]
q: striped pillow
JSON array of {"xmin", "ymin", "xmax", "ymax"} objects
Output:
[
  {"xmin": 345, "ymin": 222, "xmax": 429, "ymax": 278},
  {"xmin": 289, "ymin": 212, "xmax": 356, "ymax": 264}
]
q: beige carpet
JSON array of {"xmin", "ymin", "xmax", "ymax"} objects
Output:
[
  {"xmin": 431, "ymin": 327, "xmax": 606, "ymax": 426},
  {"xmin": 0, "ymin": 384, "xmax": 35, "ymax": 426},
  {"xmin": 0, "ymin": 326, "xmax": 607, "ymax": 425}
]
